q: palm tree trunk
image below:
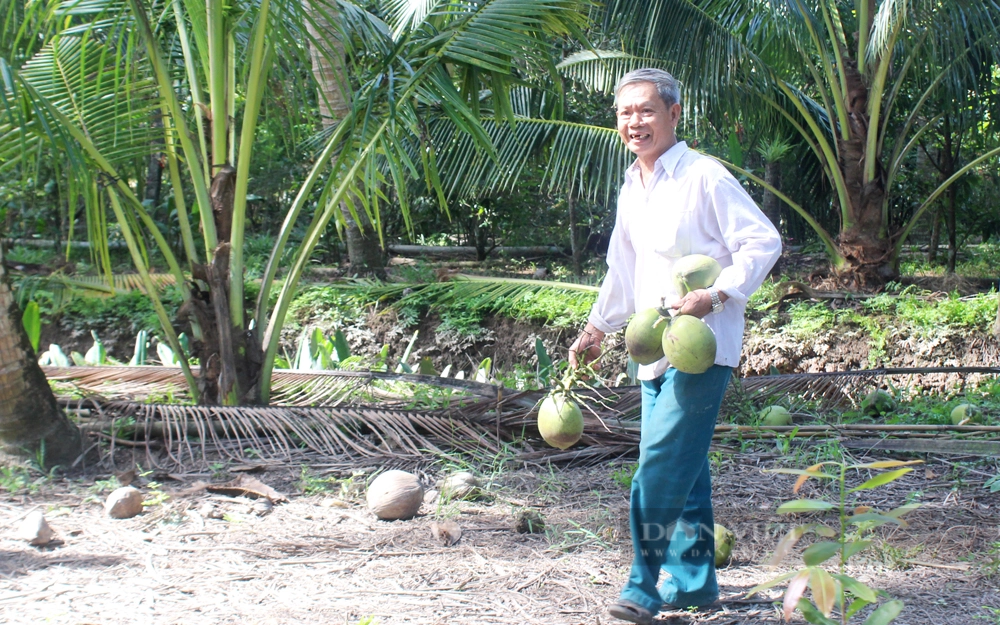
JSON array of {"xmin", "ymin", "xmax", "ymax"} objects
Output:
[
  {"xmin": 837, "ymin": 57, "xmax": 891, "ymax": 282},
  {"xmin": 306, "ymin": 0, "xmax": 384, "ymax": 276},
  {"xmin": 928, "ymin": 207, "xmax": 941, "ymax": 264},
  {"xmin": 762, "ymin": 160, "xmax": 782, "ymax": 235},
  {"xmin": 567, "ymin": 189, "xmax": 582, "ymax": 277},
  {"xmin": 940, "ymin": 117, "xmax": 958, "ymax": 274},
  {"xmin": 145, "ymin": 109, "xmax": 164, "ymax": 208},
  {"xmin": 994, "ymin": 292, "xmax": 1000, "ymax": 340},
  {"xmin": 0, "ymin": 244, "xmax": 81, "ymax": 467}
]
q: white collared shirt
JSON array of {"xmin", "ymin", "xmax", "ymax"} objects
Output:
[{"xmin": 588, "ymin": 141, "xmax": 782, "ymax": 380}]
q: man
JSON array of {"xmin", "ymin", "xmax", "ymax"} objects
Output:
[{"xmin": 568, "ymin": 68, "xmax": 781, "ymax": 625}]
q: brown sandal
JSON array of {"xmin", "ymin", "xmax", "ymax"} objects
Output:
[{"xmin": 607, "ymin": 599, "xmax": 654, "ymax": 625}]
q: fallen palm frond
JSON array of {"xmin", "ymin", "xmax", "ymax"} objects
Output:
[
  {"xmin": 67, "ymin": 273, "xmax": 177, "ymax": 294},
  {"xmin": 79, "ymin": 399, "xmax": 515, "ymax": 470},
  {"xmin": 49, "ymin": 365, "xmax": 1000, "ymax": 471},
  {"xmin": 737, "ymin": 366, "xmax": 1000, "ymax": 409},
  {"xmin": 49, "ymin": 365, "xmax": 1000, "ymax": 410},
  {"xmin": 13, "ymin": 273, "xmax": 178, "ymax": 311},
  {"xmin": 46, "ymin": 366, "xmax": 514, "ymax": 407}
]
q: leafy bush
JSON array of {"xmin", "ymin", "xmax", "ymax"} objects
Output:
[
  {"xmin": 57, "ymin": 287, "xmax": 184, "ymax": 336},
  {"xmin": 285, "ymin": 286, "xmax": 369, "ymax": 331}
]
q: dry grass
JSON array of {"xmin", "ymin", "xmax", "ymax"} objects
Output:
[{"xmin": 2, "ymin": 448, "xmax": 999, "ymax": 625}]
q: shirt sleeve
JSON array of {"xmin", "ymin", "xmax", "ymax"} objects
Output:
[
  {"xmin": 705, "ymin": 167, "xmax": 782, "ymax": 307},
  {"xmin": 588, "ymin": 193, "xmax": 637, "ymax": 333}
]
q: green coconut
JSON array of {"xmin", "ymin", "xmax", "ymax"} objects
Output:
[
  {"xmin": 672, "ymin": 254, "xmax": 723, "ymax": 296},
  {"xmin": 625, "ymin": 308, "xmax": 668, "ymax": 365},
  {"xmin": 861, "ymin": 389, "xmax": 896, "ymax": 417},
  {"xmin": 714, "ymin": 523, "xmax": 735, "ymax": 567},
  {"xmin": 951, "ymin": 403, "xmax": 981, "ymax": 425},
  {"xmin": 661, "ymin": 315, "xmax": 717, "ymax": 374},
  {"xmin": 759, "ymin": 405, "xmax": 792, "ymax": 426},
  {"xmin": 538, "ymin": 392, "xmax": 584, "ymax": 450}
]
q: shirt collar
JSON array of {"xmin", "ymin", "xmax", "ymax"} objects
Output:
[{"xmin": 625, "ymin": 141, "xmax": 689, "ymax": 185}]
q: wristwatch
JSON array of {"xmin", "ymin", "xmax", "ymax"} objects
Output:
[{"xmin": 708, "ymin": 288, "xmax": 725, "ymax": 314}]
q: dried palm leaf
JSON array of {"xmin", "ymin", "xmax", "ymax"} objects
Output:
[{"xmin": 49, "ymin": 365, "xmax": 1000, "ymax": 470}]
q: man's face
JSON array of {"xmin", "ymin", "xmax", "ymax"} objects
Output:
[{"xmin": 615, "ymin": 82, "xmax": 681, "ymax": 163}]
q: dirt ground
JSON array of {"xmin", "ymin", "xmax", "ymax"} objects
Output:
[{"xmin": 2, "ymin": 447, "xmax": 999, "ymax": 625}]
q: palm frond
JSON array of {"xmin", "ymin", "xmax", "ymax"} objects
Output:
[
  {"xmin": 557, "ymin": 49, "xmax": 668, "ymax": 95},
  {"xmin": 427, "ymin": 0, "xmax": 591, "ymax": 74},
  {"xmin": 381, "ymin": 0, "xmax": 443, "ymax": 33},
  {"xmin": 869, "ymin": 0, "xmax": 909, "ymax": 62},
  {"xmin": 16, "ymin": 35, "xmax": 161, "ymax": 162},
  {"xmin": 50, "ymin": 365, "xmax": 1000, "ymax": 470},
  {"xmin": 425, "ymin": 81, "xmax": 629, "ymax": 206}
]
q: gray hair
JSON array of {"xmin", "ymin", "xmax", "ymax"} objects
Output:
[{"xmin": 614, "ymin": 68, "xmax": 681, "ymax": 108}]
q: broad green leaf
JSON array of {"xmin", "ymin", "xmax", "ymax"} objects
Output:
[
  {"xmin": 843, "ymin": 540, "xmax": 873, "ymax": 560},
  {"xmin": 832, "ymin": 574, "xmax": 878, "ymax": 602},
  {"xmin": 417, "ymin": 356, "xmax": 437, "ymax": 376},
  {"xmin": 847, "ymin": 597, "xmax": 873, "ymax": 619},
  {"xmin": 863, "ymin": 600, "xmax": 904, "ymax": 625},
  {"xmin": 850, "ymin": 468, "xmax": 914, "ymax": 492},
  {"xmin": 535, "ymin": 337, "xmax": 552, "ymax": 383},
  {"xmin": 129, "ymin": 329, "xmax": 148, "ymax": 366},
  {"xmin": 848, "ymin": 512, "xmax": 906, "ymax": 529},
  {"xmin": 809, "ymin": 567, "xmax": 837, "ymax": 617},
  {"xmin": 797, "ymin": 598, "xmax": 838, "ymax": 625},
  {"xmin": 401, "ymin": 330, "xmax": 419, "ymax": 365},
  {"xmin": 85, "ymin": 330, "xmax": 106, "ymax": 365},
  {"xmin": 777, "ymin": 499, "xmax": 836, "ymax": 514},
  {"xmin": 814, "ymin": 525, "xmax": 837, "ymax": 537},
  {"xmin": 309, "ymin": 328, "xmax": 323, "ymax": 363},
  {"xmin": 885, "ymin": 503, "xmax": 921, "ymax": 519},
  {"xmin": 475, "ymin": 357, "xmax": 492, "ymax": 383},
  {"xmin": 22, "ymin": 301, "xmax": 41, "ymax": 353},
  {"xmin": 156, "ymin": 342, "xmax": 176, "ymax": 367},
  {"xmin": 49, "ymin": 344, "xmax": 71, "ymax": 367},
  {"xmin": 333, "ymin": 329, "xmax": 351, "ymax": 361},
  {"xmin": 746, "ymin": 569, "xmax": 799, "ymax": 597},
  {"xmin": 803, "ymin": 541, "xmax": 842, "ymax": 566},
  {"xmin": 293, "ymin": 330, "xmax": 310, "ymax": 370},
  {"xmin": 849, "ymin": 460, "xmax": 923, "ymax": 470}
]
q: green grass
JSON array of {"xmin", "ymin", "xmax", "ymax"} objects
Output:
[
  {"xmin": 899, "ymin": 242, "xmax": 1000, "ymax": 278},
  {"xmin": 0, "ymin": 464, "xmax": 45, "ymax": 494}
]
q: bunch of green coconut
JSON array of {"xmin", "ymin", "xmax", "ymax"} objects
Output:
[
  {"xmin": 536, "ymin": 254, "xmax": 722, "ymax": 451},
  {"xmin": 624, "ymin": 254, "xmax": 721, "ymax": 372}
]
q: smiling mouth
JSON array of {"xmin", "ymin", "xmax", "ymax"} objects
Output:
[{"xmin": 629, "ymin": 132, "xmax": 650, "ymax": 140}]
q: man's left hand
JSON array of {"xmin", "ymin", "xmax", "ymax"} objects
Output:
[{"xmin": 670, "ymin": 289, "xmax": 714, "ymax": 318}]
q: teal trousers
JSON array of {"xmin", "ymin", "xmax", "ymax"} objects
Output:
[{"xmin": 619, "ymin": 365, "xmax": 733, "ymax": 612}]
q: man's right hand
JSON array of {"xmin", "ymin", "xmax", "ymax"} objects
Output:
[{"xmin": 568, "ymin": 325, "xmax": 605, "ymax": 369}]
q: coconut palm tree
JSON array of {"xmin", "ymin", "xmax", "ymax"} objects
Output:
[
  {"xmin": 305, "ymin": 0, "xmax": 384, "ymax": 276},
  {"xmin": 0, "ymin": 244, "xmax": 81, "ymax": 467},
  {"xmin": 440, "ymin": 1, "xmax": 1000, "ymax": 285},
  {"xmin": 578, "ymin": 0, "xmax": 1000, "ymax": 283},
  {"xmin": 0, "ymin": 0, "xmax": 591, "ymax": 404}
]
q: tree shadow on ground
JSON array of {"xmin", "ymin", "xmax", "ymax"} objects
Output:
[{"xmin": 0, "ymin": 548, "xmax": 125, "ymax": 577}]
